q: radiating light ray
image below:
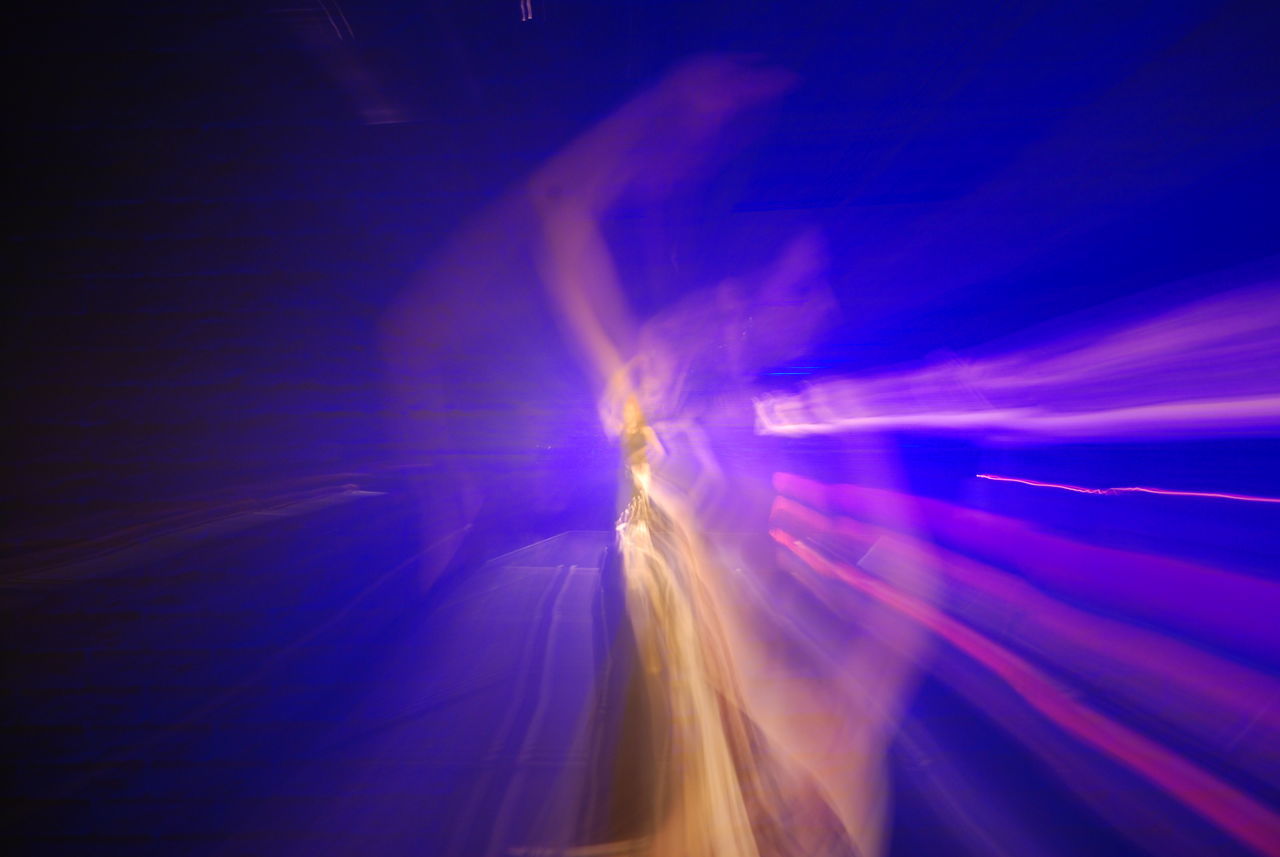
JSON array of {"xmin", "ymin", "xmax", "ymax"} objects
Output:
[{"xmin": 977, "ymin": 472, "xmax": 1280, "ymax": 504}]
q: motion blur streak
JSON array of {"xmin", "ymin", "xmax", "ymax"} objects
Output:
[
  {"xmin": 773, "ymin": 474, "xmax": 1280, "ymax": 663},
  {"xmin": 756, "ymin": 273, "xmax": 1280, "ymax": 441},
  {"xmin": 976, "ymin": 472, "xmax": 1280, "ymax": 503},
  {"xmin": 769, "ymin": 515, "xmax": 1280, "ymax": 857}
]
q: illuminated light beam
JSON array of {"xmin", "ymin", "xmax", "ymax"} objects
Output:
[
  {"xmin": 771, "ymin": 528, "xmax": 1280, "ymax": 857},
  {"xmin": 753, "ymin": 280, "xmax": 1280, "ymax": 443},
  {"xmin": 754, "ymin": 395, "xmax": 1280, "ymax": 438},
  {"xmin": 976, "ymin": 473, "xmax": 1280, "ymax": 504}
]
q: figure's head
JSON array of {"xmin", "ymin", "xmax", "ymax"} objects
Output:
[{"xmin": 725, "ymin": 228, "xmax": 838, "ymax": 376}]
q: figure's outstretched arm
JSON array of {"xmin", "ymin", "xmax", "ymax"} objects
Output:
[{"xmin": 526, "ymin": 56, "xmax": 795, "ymax": 404}]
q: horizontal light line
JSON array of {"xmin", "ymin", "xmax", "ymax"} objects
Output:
[{"xmin": 976, "ymin": 473, "xmax": 1280, "ymax": 504}]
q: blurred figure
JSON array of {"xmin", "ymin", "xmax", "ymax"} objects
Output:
[
  {"xmin": 380, "ymin": 56, "xmax": 813, "ymax": 591},
  {"xmin": 525, "ymin": 56, "xmax": 929, "ymax": 857},
  {"xmin": 385, "ymin": 56, "xmax": 923, "ymax": 856}
]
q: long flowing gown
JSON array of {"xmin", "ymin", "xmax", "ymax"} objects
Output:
[{"xmin": 611, "ymin": 397, "xmax": 857, "ymax": 857}]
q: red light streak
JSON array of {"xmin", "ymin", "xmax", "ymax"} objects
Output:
[{"xmin": 976, "ymin": 473, "xmax": 1280, "ymax": 504}]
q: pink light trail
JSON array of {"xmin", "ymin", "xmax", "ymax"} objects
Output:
[
  {"xmin": 976, "ymin": 473, "xmax": 1280, "ymax": 504},
  {"xmin": 771, "ymin": 527, "xmax": 1280, "ymax": 857}
]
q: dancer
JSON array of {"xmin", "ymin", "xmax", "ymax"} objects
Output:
[{"xmin": 526, "ymin": 56, "xmax": 931, "ymax": 857}]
